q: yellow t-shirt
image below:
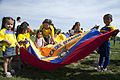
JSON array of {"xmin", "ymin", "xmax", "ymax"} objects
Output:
[
  {"xmin": 4, "ymin": 32, "xmax": 17, "ymax": 47},
  {"xmin": 0, "ymin": 29, "xmax": 17, "ymax": 51},
  {"xmin": 25, "ymin": 32, "xmax": 30, "ymax": 39},
  {"xmin": 17, "ymin": 33, "xmax": 30, "ymax": 48},
  {"xmin": 0, "ymin": 28, "xmax": 6, "ymax": 41},
  {"xmin": 17, "ymin": 34, "xmax": 26, "ymax": 42},
  {"xmin": 100, "ymin": 26, "xmax": 116, "ymax": 39},
  {"xmin": 0, "ymin": 28, "xmax": 6, "ymax": 51},
  {"xmin": 100, "ymin": 26, "xmax": 115, "ymax": 33},
  {"xmin": 39, "ymin": 24, "xmax": 54, "ymax": 37},
  {"xmin": 55, "ymin": 33, "xmax": 66, "ymax": 43}
]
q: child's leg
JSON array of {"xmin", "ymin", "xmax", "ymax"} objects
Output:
[
  {"xmin": 103, "ymin": 56, "xmax": 110, "ymax": 69},
  {"xmin": 8, "ymin": 57, "xmax": 13, "ymax": 70},
  {"xmin": 98, "ymin": 55, "xmax": 104, "ymax": 67},
  {"xmin": 103, "ymin": 41, "xmax": 110, "ymax": 69},
  {"xmin": 3, "ymin": 57, "xmax": 9, "ymax": 73}
]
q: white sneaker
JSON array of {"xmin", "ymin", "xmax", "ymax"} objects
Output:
[
  {"xmin": 95, "ymin": 66, "xmax": 102, "ymax": 72},
  {"xmin": 102, "ymin": 68, "xmax": 107, "ymax": 72},
  {"xmin": 4, "ymin": 72, "xmax": 12, "ymax": 77}
]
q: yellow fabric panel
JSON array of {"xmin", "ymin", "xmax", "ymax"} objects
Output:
[
  {"xmin": 42, "ymin": 56, "xmax": 58, "ymax": 62},
  {"xmin": 52, "ymin": 32, "xmax": 89, "ymax": 57},
  {"xmin": 29, "ymin": 39, "xmax": 44, "ymax": 58},
  {"xmin": 80, "ymin": 29, "xmax": 83, "ymax": 33},
  {"xmin": 28, "ymin": 32, "xmax": 88, "ymax": 62},
  {"xmin": 55, "ymin": 34, "xmax": 66, "ymax": 43}
]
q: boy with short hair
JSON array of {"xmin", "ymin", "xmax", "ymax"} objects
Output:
[{"xmin": 97, "ymin": 14, "xmax": 116, "ymax": 71}]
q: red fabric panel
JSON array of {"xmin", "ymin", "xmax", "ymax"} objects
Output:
[
  {"xmin": 20, "ymin": 48, "xmax": 64, "ymax": 70},
  {"xmin": 62, "ymin": 30, "xmax": 119, "ymax": 64}
]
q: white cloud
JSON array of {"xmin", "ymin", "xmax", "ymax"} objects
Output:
[{"xmin": 0, "ymin": 0, "xmax": 120, "ymax": 36}]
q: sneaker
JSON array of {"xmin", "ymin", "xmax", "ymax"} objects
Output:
[
  {"xmin": 102, "ymin": 68, "xmax": 107, "ymax": 72},
  {"xmin": 10, "ymin": 69, "xmax": 15, "ymax": 75},
  {"xmin": 95, "ymin": 66, "xmax": 102, "ymax": 72},
  {"xmin": 4, "ymin": 72, "xmax": 12, "ymax": 77}
]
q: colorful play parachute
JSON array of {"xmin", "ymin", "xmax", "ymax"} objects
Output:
[{"xmin": 20, "ymin": 29, "xmax": 119, "ymax": 70}]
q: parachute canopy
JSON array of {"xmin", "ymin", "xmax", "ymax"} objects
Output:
[{"xmin": 20, "ymin": 29, "xmax": 119, "ymax": 70}]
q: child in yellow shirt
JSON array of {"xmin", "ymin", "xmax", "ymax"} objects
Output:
[
  {"xmin": 17, "ymin": 22, "xmax": 30, "ymax": 48},
  {"xmin": 0, "ymin": 17, "xmax": 20, "ymax": 77}
]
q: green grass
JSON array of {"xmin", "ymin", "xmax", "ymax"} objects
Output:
[{"xmin": 0, "ymin": 41, "xmax": 120, "ymax": 80}]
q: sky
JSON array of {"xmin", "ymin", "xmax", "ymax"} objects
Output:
[{"xmin": 0, "ymin": 0, "xmax": 120, "ymax": 36}]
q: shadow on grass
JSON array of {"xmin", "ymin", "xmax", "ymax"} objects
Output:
[
  {"xmin": 15, "ymin": 63, "xmax": 120, "ymax": 80},
  {"xmin": 81, "ymin": 60, "xmax": 120, "ymax": 66},
  {"xmin": 110, "ymin": 60, "xmax": 120, "ymax": 66},
  {"xmin": 0, "ymin": 56, "xmax": 120, "ymax": 80}
]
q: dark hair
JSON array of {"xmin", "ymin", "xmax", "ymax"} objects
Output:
[
  {"xmin": 72, "ymin": 22, "xmax": 80, "ymax": 30},
  {"xmin": 1, "ymin": 17, "xmax": 7, "ymax": 29},
  {"xmin": 103, "ymin": 14, "xmax": 112, "ymax": 21},
  {"xmin": 36, "ymin": 30, "xmax": 42, "ymax": 38},
  {"xmin": 17, "ymin": 21, "xmax": 29, "ymax": 34},
  {"xmin": 17, "ymin": 17, "xmax": 21, "ymax": 21},
  {"xmin": 21, "ymin": 21, "xmax": 29, "ymax": 27},
  {"xmin": 55, "ymin": 29, "xmax": 61, "ymax": 34},
  {"xmin": 75, "ymin": 22, "xmax": 80, "ymax": 26},
  {"xmin": 42, "ymin": 19, "xmax": 52, "ymax": 25},
  {"xmin": 1, "ymin": 17, "xmax": 15, "ymax": 31}
]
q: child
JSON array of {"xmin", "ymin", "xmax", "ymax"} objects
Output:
[
  {"xmin": 34, "ymin": 30, "xmax": 45, "ymax": 48},
  {"xmin": 71, "ymin": 22, "xmax": 83, "ymax": 34},
  {"xmin": 0, "ymin": 17, "xmax": 20, "ymax": 77},
  {"xmin": 39, "ymin": 19, "xmax": 55, "ymax": 44},
  {"xmin": 17, "ymin": 22, "xmax": 30, "ymax": 48},
  {"xmin": 96, "ymin": 14, "xmax": 116, "ymax": 72}
]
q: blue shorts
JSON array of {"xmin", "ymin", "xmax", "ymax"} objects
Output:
[{"xmin": 3, "ymin": 47, "xmax": 16, "ymax": 58}]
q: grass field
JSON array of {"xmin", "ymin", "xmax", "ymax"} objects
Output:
[{"xmin": 0, "ymin": 41, "xmax": 120, "ymax": 80}]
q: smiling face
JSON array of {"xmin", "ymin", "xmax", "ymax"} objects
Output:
[{"xmin": 5, "ymin": 19, "xmax": 14, "ymax": 30}]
